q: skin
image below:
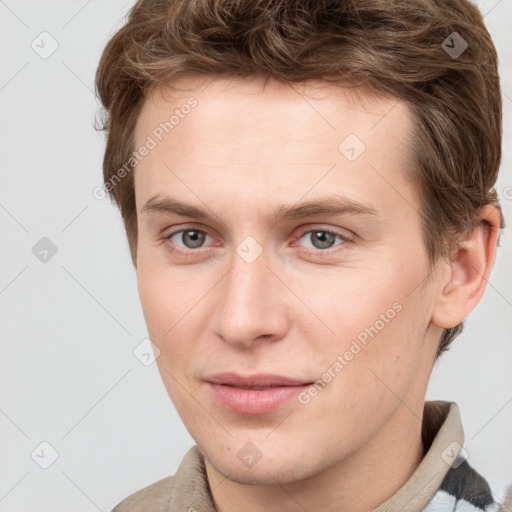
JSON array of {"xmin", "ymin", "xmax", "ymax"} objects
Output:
[{"xmin": 132, "ymin": 76, "xmax": 500, "ymax": 512}]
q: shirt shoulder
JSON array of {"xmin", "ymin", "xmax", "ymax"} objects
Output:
[
  {"xmin": 110, "ymin": 445, "xmax": 213, "ymax": 512},
  {"xmin": 111, "ymin": 474, "xmax": 175, "ymax": 512}
]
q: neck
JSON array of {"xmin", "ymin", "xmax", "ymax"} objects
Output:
[{"xmin": 205, "ymin": 402, "xmax": 426, "ymax": 512}]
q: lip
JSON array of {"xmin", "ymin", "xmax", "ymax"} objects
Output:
[{"xmin": 205, "ymin": 373, "xmax": 313, "ymax": 415}]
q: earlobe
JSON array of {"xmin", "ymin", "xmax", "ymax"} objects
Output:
[{"xmin": 431, "ymin": 204, "xmax": 502, "ymax": 329}]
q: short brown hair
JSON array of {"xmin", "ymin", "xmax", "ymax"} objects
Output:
[{"xmin": 95, "ymin": 0, "xmax": 503, "ymax": 359}]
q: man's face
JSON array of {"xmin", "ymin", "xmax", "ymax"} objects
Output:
[{"xmin": 133, "ymin": 77, "xmax": 443, "ymax": 485}]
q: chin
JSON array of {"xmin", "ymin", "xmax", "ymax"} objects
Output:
[
  {"xmin": 201, "ymin": 441, "xmax": 325, "ymax": 486},
  {"xmin": 207, "ymin": 458, "xmax": 310, "ymax": 486}
]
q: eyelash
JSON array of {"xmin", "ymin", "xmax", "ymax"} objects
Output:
[{"xmin": 163, "ymin": 225, "xmax": 351, "ymax": 257}]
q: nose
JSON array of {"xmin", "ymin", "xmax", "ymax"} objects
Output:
[{"xmin": 211, "ymin": 245, "xmax": 290, "ymax": 349}]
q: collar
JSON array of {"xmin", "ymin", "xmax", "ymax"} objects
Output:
[{"xmin": 372, "ymin": 400, "xmax": 465, "ymax": 511}]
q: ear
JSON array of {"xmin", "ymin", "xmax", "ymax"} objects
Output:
[{"xmin": 431, "ymin": 204, "xmax": 502, "ymax": 329}]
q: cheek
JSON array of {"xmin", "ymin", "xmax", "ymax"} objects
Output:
[
  {"xmin": 303, "ymin": 259, "xmax": 423, "ymax": 349},
  {"xmin": 333, "ymin": 283, "xmax": 433, "ymax": 413},
  {"xmin": 136, "ymin": 258, "xmax": 215, "ymax": 370},
  {"xmin": 136, "ymin": 265, "xmax": 201, "ymax": 409},
  {"xmin": 137, "ymin": 265, "xmax": 167, "ymax": 339},
  {"xmin": 301, "ymin": 251, "xmax": 433, "ymax": 401},
  {"xmin": 307, "ymin": 300, "xmax": 429, "ymax": 443}
]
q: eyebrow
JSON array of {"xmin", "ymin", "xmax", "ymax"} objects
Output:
[{"xmin": 141, "ymin": 194, "xmax": 379, "ymax": 226}]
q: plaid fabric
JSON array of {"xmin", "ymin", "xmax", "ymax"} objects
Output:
[{"xmin": 422, "ymin": 456, "xmax": 498, "ymax": 511}]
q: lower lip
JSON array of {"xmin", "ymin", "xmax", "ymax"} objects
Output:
[{"xmin": 206, "ymin": 382, "xmax": 311, "ymax": 415}]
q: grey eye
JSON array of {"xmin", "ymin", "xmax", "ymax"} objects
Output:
[
  {"xmin": 172, "ymin": 229, "xmax": 208, "ymax": 249},
  {"xmin": 299, "ymin": 230, "xmax": 345, "ymax": 250}
]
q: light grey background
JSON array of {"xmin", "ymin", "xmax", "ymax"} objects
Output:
[{"xmin": 0, "ymin": 1, "xmax": 511, "ymax": 510}]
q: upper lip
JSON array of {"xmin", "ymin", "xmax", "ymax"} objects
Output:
[{"xmin": 205, "ymin": 373, "xmax": 311, "ymax": 388}]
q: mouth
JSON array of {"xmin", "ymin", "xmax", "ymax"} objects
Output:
[
  {"xmin": 227, "ymin": 385, "xmax": 283, "ymax": 390},
  {"xmin": 204, "ymin": 373, "xmax": 314, "ymax": 415}
]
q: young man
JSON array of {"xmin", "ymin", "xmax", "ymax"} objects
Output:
[{"xmin": 95, "ymin": 0, "xmax": 511, "ymax": 510}]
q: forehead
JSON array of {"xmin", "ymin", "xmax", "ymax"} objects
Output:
[
  {"xmin": 135, "ymin": 75, "xmax": 410, "ymax": 141},
  {"xmin": 133, "ymin": 76, "xmax": 415, "ymax": 218}
]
